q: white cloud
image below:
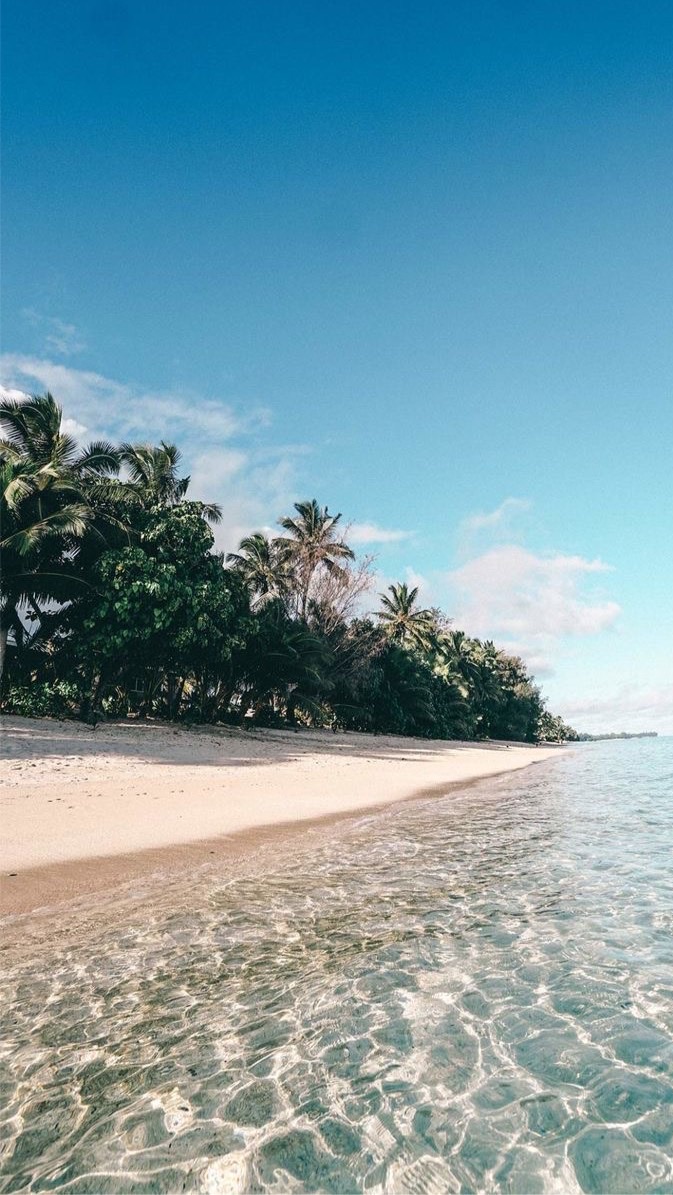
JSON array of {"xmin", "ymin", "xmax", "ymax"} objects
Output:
[
  {"xmin": 460, "ymin": 496, "xmax": 531, "ymax": 536},
  {"xmin": 448, "ymin": 544, "xmax": 621, "ymax": 673},
  {"xmin": 188, "ymin": 447, "xmax": 301, "ymax": 552},
  {"xmin": 62, "ymin": 417, "xmax": 89, "ymax": 440},
  {"xmin": 404, "ymin": 566, "xmax": 432, "ymax": 600},
  {"xmin": 0, "ymin": 384, "xmax": 32, "ymax": 404},
  {"xmin": 557, "ymin": 685, "xmax": 673, "ymax": 735},
  {"xmin": 348, "ymin": 521, "xmax": 412, "ymax": 545}
]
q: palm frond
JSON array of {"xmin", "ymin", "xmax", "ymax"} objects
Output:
[
  {"xmin": 77, "ymin": 441, "xmax": 121, "ymax": 476},
  {"xmin": 1, "ymin": 504, "xmax": 91, "ymax": 556}
]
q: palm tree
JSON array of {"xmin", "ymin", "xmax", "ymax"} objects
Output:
[
  {"xmin": 226, "ymin": 532, "xmax": 291, "ymax": 608},
  {"xmin": 0, "ymin": 392, "xmax": 127, "ymax": 686},
  {"xmin": 441, "ymin": 630, "xmax": 481, "ymax": 688},
  {"xmin": 376, "ymin": 582, "xmax": 435, "ymax": 653},
  {"xmin": 0, "ymin": 390, "xmax": 135, "ymax": 551},
  {"xmin": 236, "ymin": 600, "xmax": 330, "ymax": 724},
  {"xmin": 467, "ymin": 640, "xmax": 505, "ymax": 736},
  {"xmin": 0, "ymin": 392, "xmax": 119, "ymax": 479},
  {"xmin": 0, "ymin": 450, "xmax": 92, "ymax": 682},
  {"xmin": 277, "ymin": 499, "xmax": 354, "ymax": 619},
  {"xmin": 120, "ymin": 441, "xmax": 222, "ymax": 523}
]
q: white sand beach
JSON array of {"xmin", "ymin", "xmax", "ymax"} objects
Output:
[{"xmin": 0, "ymin": 716, "xmax": 561, "ymax": 914}]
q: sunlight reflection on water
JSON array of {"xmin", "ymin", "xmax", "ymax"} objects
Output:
[{"xmin": 1, "ymin": 740, "xmax": 673, "ymax": 1193}]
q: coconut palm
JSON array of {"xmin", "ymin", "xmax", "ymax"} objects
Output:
[
  {"xmin": 0, "ymin": 390, "xmax": 137, "ymax": 552},
  {"xmin": 235, "ymin": 599, "xmax": 330, "ymax": 724},
  {"xmin": 0, "ymin": 392, "xmax": 119, "ymax": 478},
  {"xmin": 120, "ymin": 441, "xmax": 222, "ymax": 523},
  {"xmin": 277, "ymin": 499, "xmax": 354, "ymax": 619},
  {"xmin": 0, "ymin": 393, "xmax": 128, "ymax": 685},
  {"xmin": 226, "ymin": 532, "xmax": 291, "ymax": 608},
  {"xmin": 0, "ymin": 451, "xmax": 92, "ymax": 681},
  {"xmin": 376, "ymin": 582, "xmax": 436, "ymax": 653},
  {"xmin": 442, "ymin": 629, "xmax": 482, "ymax": 688}
]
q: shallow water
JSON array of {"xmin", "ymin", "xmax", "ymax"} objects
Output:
[{"xmin": 1, "ymin": 740, "xmax": 673, "ymax": 1194}]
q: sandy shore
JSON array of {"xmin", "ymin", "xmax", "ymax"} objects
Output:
[{"xmin": 1, "ymin": 716, "xmax": 561, "ymax": 914}]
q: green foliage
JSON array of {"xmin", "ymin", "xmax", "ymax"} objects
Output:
[
  {"xmin": 538, "ymin": 711, "xmax": 578, "ymax": 742},
  {"xmin": 73, "ymin": 504, "xmax": 251, "ymax": 716},
  {"xmin": 0, "ymin": 391, "xmax": 575, "ymax": 740},
  {"xmin": 376, "ymin": 582, "xmax": 436, "ymax": 653},
  {"xmin": 2, "ymin": 680, "xmax": 80, "ymax": 719}
]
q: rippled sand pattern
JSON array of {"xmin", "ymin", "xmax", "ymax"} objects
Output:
[{"xmin": 2, "ymin": 740, "xmax": 673, "ymax": 1193}]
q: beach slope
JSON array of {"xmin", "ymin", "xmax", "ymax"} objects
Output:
[{"xmin": 1, "ymin": 716, "xmax": 561, "ymax": 912}]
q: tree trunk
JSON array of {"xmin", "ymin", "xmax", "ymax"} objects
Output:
[
  {"xmin": 0, "ymin": 625, "xmax": 8, "ymax": 688},
  {"xmin": 80, "ymin": 668, "xmax": 107, "ymax": 723},
  {"xmin": 170, "ymin": 676, "xmax": 187, "ymax": 720},
  {"xmin": 166, "ymin": 673, "xmax": 177, "ymax": 719}
]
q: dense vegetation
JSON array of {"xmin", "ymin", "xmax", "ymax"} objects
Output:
[{"xmin": 0, "ymin": 394, "xmax": 577, "ymax": 741}]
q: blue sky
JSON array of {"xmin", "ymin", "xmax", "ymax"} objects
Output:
[{"xmin": 2, "ymin": 0, "xmax": 672, "ymax": 731}]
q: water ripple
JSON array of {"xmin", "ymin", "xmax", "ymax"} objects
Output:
[{"xmin": 1, "ymin": 740, "xmax": 673, "ymax": 1192}]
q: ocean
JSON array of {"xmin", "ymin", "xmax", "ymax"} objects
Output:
[{"xmin": 1, "ymin": 739, "xmax": 672, "ymax": 1193}]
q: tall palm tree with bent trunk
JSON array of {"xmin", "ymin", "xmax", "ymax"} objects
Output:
[{"xmin": 277, "ymin": 499, "xmax": 355, "ymax": 620}]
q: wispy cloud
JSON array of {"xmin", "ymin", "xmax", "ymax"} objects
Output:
[
  {"xmin": 448, "ymin": 544, "xmax": 621, "ymax": 674},
  {"xmin": 21, "ymin": 309, "xmax": 86, "ymax": 357},
  {"xmin": 348, "ymin": 521, "xmax": 412, "ymax": 545},
  {"xmin": 460, "ymin": 497, "xmax": 531, "ymax": 537},
  {"xmin": 457, "ymin": 497, "xmax": 533, "ymax": 564}
]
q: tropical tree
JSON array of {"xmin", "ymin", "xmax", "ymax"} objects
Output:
[
  {"xmin": 235, "ymin": 599, "xmax": 330, "ymax": 725},
  {"xmin": 0, "ymin": 392, "xmax": 119, "ymax": 479},
  {"xmin": 364, "ymin": 640, "xmax": 436, "ymax": 735},
  {"xmin": 440, "ymin": 629, "xmax": 482, "ymax": 690},
  {"xmin": 277, "ymin": 499, "xmax": 354, "ymax": 619},
  {"xmin": 0, "ymin": 451, "xmax": 93, "ymax": 681},
  {"xmin": 120, "ymin": 441, "xmax": 222, "ymax": 523},
  {"xmin": 226, "ymin": 532, "xmax": 292, "ymax": 608},
  {"xmin": 376, "ymin": 582, "xmax": 436, "ymax": 653},
  {"xmin": 73, "ymin": 503, "xmax": 249, "ymax": 719},
  {"xmin": 0, "ymin": 393, "xmax": 128, "ymax": 685}
]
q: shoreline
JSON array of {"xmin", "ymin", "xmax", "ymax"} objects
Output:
[{"xmin": 0, "ymin": 716, "xmax": 563, "ymax": 916}]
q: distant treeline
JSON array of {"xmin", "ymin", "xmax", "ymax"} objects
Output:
[
  {"xmin": 575, "ymin": 731, "xmax": 658, "ymax": 741},
  {"xmin": 1, "ymin": 393, "xmax": 578, "ymax": 743}
]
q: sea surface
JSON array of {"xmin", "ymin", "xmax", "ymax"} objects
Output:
[{"xmin": 1, "ymin": 739, "xmax": 672, "ymax": 1194}]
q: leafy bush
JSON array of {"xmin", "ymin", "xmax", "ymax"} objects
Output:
[{"xmin": 1, "ymin": 680, "xmax": 80, "ymax": 719}]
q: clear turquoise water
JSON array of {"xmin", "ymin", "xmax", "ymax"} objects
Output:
[{"xmin": 1, "ymin": 740, "xmax": 672, "ymax": 1193}]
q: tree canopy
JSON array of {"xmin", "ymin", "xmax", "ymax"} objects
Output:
[{"xmin": 0, "ymin": 392, "xmax": 577, "ymax": 742}]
